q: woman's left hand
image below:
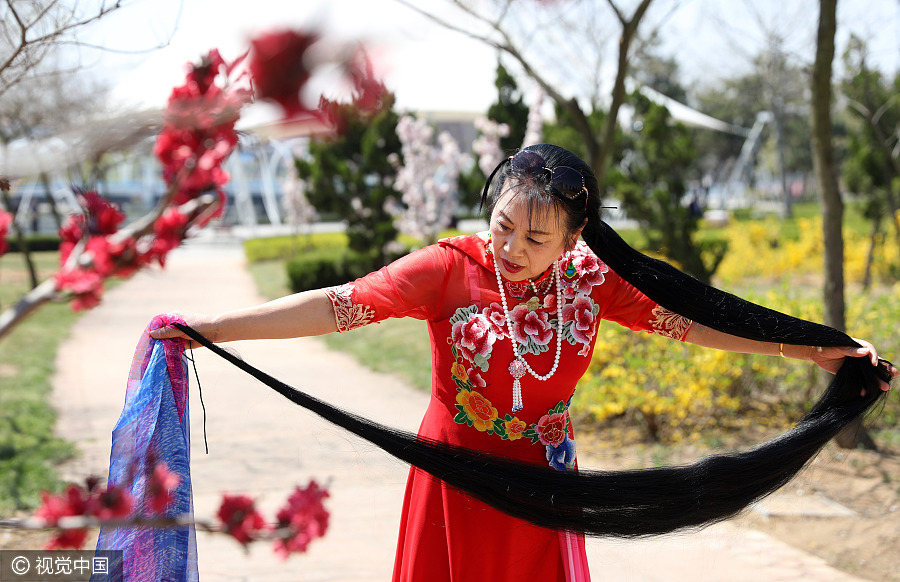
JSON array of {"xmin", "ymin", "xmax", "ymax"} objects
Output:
[{"xmin": 811, "ymin": 338, "xmax": 898, "ymax": 392}]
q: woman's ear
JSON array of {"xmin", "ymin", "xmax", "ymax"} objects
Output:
[{"xmin": 566, "ymin": 219, "xmax": 588, "ymax": 251}]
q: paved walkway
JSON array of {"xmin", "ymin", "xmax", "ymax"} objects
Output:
[{"xmin": 50, "ymin": 240, "xmax": 868, "ymax": 581}]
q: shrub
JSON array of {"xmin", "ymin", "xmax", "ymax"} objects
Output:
[
  {"xmin": 4, "ymin": 235, "xmax": 62, "ymax": 253},
  {"xmin": 574, "ymin": 283, "xmax": 900, "ymax": 445},
  {"xmin": 286, "ymin": 247, "xmax": 373, "ymax": 292},
  {"xmin": 714, "ymin": 214, "xmax": 900, "ymax": 286},
  {"xmin": 243, "ymin": 233, "xmax": 348, "ymax": 263}
]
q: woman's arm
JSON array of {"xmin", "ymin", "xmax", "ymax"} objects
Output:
[
  {"xmin": 683, "ymin": 322, "xmax": 897, "ymax": 391},
  {"xmin": 149, "ymin": 289, "xmax": 338, "ymax": 344}
]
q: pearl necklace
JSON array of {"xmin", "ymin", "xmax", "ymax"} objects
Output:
[{"xmin": 493, "ymin": 254, "xmax": 564, "ymax": 412}]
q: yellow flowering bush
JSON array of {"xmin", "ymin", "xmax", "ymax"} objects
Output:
[
  {"xmin": 715, "ymin": 214, "xmax": 900, "ymax": 286},
  {"xmin": 575, "ymin": 217, "xmax": 900, "ymax": 445},
  {"xmin": 575, "ymin": 319, "xmax": 806, "ymax": 444}
]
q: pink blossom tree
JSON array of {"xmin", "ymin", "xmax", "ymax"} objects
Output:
[
  {"xmin": 521, "ymin": 88, "xmax": 545, "ymax": 149},
  {"xmin": 471, "ymin": 117, "xmax": 510, "ymax": 178},
  {"xmin": 390, "ymin": 114, "xmax": 470, "ymax": 245}
]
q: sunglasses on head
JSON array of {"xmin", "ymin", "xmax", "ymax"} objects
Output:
[{"xmin": 508, "ymin": 150, "xmax": 587, "ymax": 200}]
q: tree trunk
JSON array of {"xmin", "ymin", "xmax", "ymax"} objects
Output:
[
  {"xmin": 594, "ymin": 0, "xmax": 654, "ymax": 188},
  {"xmin": 811, "ymin": 0, "xmax": 872, "ymax": 449},
  {"xmin": 0, "ymin": 187, "xmax": 38, "ymax": 289},
  {"xmin": 810, "ymin": 0, "xmax": 845, "ymax": 332},
  {"xmin": 772, "ymin": 106, "xmax": 793, "ymax": 219},
  {"xmin": 862, "ymin": 215, "xmax": 880, "ymax": 290}
]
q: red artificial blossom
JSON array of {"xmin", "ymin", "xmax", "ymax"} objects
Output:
[
  {"xmin": 345, "ymin": 48, "xmax": 389, "ymax": 116},
  {"xmin": 214, "ymin": 482, "xmax": 330, "ymax": 557},
  {"xmin": 154, "ymin": 49, "xmax": 252, "ymax": 211},
  {"xmin": 272, "ymin": 481, "xmax": 330, "ymax": 559},
  {"xmin": 314, "ymin": 49, "xmax": 390, "ymax": 138},
  {"xmin": 216, "ymin": 494, "xmax": 267, "ymax": 546},
  {"xmin": 54, "ymin": 190, "xmax": 129, "ymax": 310},
  {"xmin": 51, "ymin": 49, "xmax": 252, "ymax": 312},
  {"xmin": 246, "ymin": 27, "xmax": 389, "ymax": 135},
  {"xmin": 249, "ymin": 29, "xmax": 320, "ymax": 119},
  {"xmin": 35, "ymin": 478, "xmax": 134, "ymax": 550},
  {"xmin": 31, "ymin": 473, "xmax": 329, "ymax": 555},
  {"xmin": 147, "ymin": 462, "xmax": 182, "ymax": 515},
  {"xmin": 151, "ymin": 207, "xmax": 190, "ymax": 267},
  {"xmin": 0, "ymin": 209, "xmax": 12, "ymax": 257}
]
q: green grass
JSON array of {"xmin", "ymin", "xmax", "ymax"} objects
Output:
[
  {"xmin": 246, "ymin": 260, "xmax": 293, "ymax": 302},
  {"xmin": 0, "ymin": 251, "xmax": 78, "ymax": 513},
  {"xmin": 321, "ymin": 319, "xmax": 432, "ymax": 391},
  {"xmin": 246, "ymin": 258, "xmax": 433, "ymax": 391}
]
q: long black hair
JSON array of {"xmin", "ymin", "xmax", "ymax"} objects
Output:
[{"xmin": 174, "ymin": 143, "xmax": 894, "ymax": 537}]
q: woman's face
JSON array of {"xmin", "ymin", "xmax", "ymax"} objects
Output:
[{"xmin": 489, "ymin": 186, "xmax": 574, "ymax": 282}]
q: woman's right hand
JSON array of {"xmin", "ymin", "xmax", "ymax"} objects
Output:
[{"xmin": 150, "ymin": 312, "xmax": 218, "ymax": 348}]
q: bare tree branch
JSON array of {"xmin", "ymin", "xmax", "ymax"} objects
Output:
[
  {"xmin": 395, "ymin": 0, "xmax": 560, "ymax": 103},
  {"xmin": 0, "ymin": 0, "xmax": 125, "ymax": 90},
  {"xmin": 605, "ymin": 0, "xmax": 626, "ymax": 24},
  {"xmin": 394, "ymin": 0, "xmax": 656, "ymax": 187},
  {"xmin": 594, "ymin": 0, "xmax": 655, "ymax": 186},
  {"xmin": 847, "ymin": 96, "xmax": 900, "ymax": 190}
]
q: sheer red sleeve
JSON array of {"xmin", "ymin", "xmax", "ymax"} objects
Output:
[
  {"xmin": 323, "ymin": 244, "xmax": 451, "ymax": 332},
  {"xmin": 596, "ymin": 269, "xmax": 693, "ymax": 341}
]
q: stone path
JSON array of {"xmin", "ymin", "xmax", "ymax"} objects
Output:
[{"xmin": 49, "ymin": 240, "xmax": 868, "ymax": 581}]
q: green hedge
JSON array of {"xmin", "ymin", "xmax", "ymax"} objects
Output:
[
  {"xmin": 286, "ymin": 247, "xmax": 374, "ymax": 292},
  {"xmin": 243, "ymin": 233, "xmax": 349, "ymax": 263},
  {"xmin": 3, "ymin": 235, "xmax": 61, "ymax": 252}
]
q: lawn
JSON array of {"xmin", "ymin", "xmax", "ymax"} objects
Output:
[
  {"xmin": 0, "ymin": 251, "xmax": 78, "ymax": 513},
  {"xmin": 247, "ymin": 259, "xmax": 433, "ymax": 392}
]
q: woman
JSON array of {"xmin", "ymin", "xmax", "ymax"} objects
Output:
[{"xmin": 153, "ymin": 144, "xmax": 895, "ymax": 581}]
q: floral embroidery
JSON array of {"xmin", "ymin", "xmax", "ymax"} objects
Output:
[
  {"xmin": 521, "ymin": 401, "xmax": 577, "ymax": 471},
  {"xmin": 508, "ymin": 304, "xmax": 554, "ymax": 355},
  {"xmin": 502, "ymin": 417, "xmax": 527, "ymax": 441},
  {"xmin": 505, "ymin": 280, "xmax": 530, "ymax": 299},
  {"xmin": 560, "ymin": 294, "xmax": 600, "ymax": 356},
  {"xmin": 535, "ymin": 412, "xmax": 568, "ymax": 446},
  {"xmin": 447, "ymin": 241, "xmax": 607, "ymax": 456},
  {"xmin": 482, "ymin": 302, "xmax": 508, "ymax": 338},
  {"xmin": 467, "ymin": 367, "xmax": 487, "ymax": 388},
  {"xmin": 649, "ymin": 306, "xmax": 692, "ymax": 340},
  {"xmin": 324, "ymin": 283, "xmax": 375, "ymax": 332},
  {"xmin": 455, "ymin": 389, "xmax": 498, "ymax": 432},
  {"xmin": 450, "ymin": 306, "xmax": 497, "ymax": 371},
  {"xmin": 450, "ymin": 362, "xmax": 468, "ymax": 383},
  {"xmin": 522, "ymin": 401, "xmax": 568, "ymax": 445},
  {"xmin": 568, "ymin": 250, "xmax": 609, "ymax": 295},
  {"xmin": 546, "ymin": 436, "xmax": 576, "ymax": 471}
]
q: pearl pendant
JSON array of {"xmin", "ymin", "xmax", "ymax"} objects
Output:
[{"xmin": 509, "ymin": 359, "xmax": 527, "ymax": 412}]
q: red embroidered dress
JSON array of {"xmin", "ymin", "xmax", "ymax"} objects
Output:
[{"xmin": 324, "ymin": 234, "xmax": 691, "ymax": 582}]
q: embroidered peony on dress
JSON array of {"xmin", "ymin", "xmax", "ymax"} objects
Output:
[{"xmin": 324, "ymin": 234, "xmax": 691, "ymax": 582}]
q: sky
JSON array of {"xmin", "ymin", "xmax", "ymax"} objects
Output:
[
  {"xmin": 75, "ymin": 0, "xmax": 900, "ymax": 121},
  {"xmin": 85, "ymin": 0, "xmax": 500, "ymax": 116}
]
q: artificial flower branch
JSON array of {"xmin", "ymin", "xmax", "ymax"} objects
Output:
[
  {"xmin": 0, "ymin": 194, "xmax": 219, "ymax": 341},
  {"xmin": 0, "ymin": 475, "xmax": 330, "ymax": 558}
]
